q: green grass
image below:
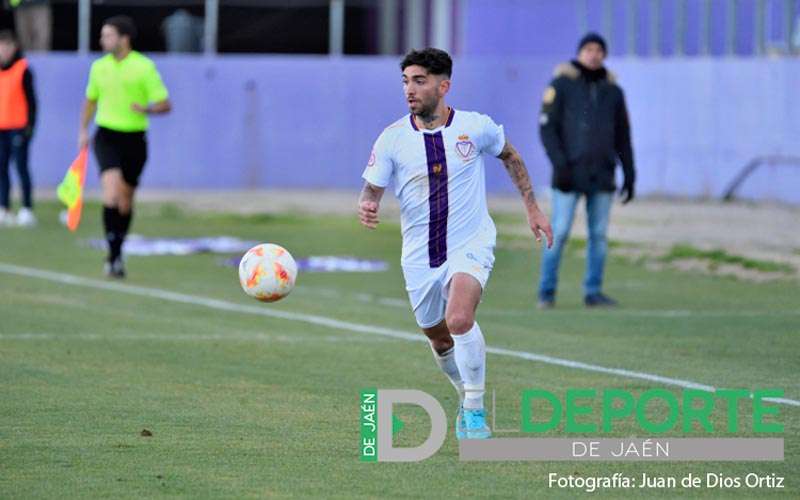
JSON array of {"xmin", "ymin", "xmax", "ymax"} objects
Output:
[
  {"xmin": 661, "ymin": 244, "xmax": 795, "ymax": 274},
  {"xmin": 565, "ymin": 236, "xmax": 625, "ymax": 252},
  {"xmin": 0, "ymin": 200, "xmax": 798, "ymax": 499}
]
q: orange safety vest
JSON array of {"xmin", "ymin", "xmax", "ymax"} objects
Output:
[{"xmin": 0, "ymin": 58, "xmax": 29, "ymax": 129}]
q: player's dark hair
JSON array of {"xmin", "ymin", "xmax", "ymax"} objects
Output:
[
  {"xmin": 400, "ymin": 48, "xmax": 452, "ymax": 78},
  {"xmin": 103, "ymin": 15, "xmax": 137, "ymax": 42},
  {"xmin": 0, "ymin": 30, "xmax": 18, "ymax": 45}
]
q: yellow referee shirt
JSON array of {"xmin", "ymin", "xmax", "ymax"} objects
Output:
[{"xmin": 85, "ymin": 51, "xmax": 169, "ymax": 132}]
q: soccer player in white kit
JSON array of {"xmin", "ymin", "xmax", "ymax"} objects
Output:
[{"xmin": 358, "ymin": 48, "xmax": 553, "ymax": 439}]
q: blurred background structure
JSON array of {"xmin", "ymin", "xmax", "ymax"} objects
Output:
[{"xmin": 1, "ymin": 0, "xmax": 798, "ymax": 203}]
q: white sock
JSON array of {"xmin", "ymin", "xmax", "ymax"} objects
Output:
[
  {"xmin": 452, "ymin": 322, "xmax": 486, "ymax": 410},
  {"xmin": 430, "ymin": 343, "xmax": 464, "ymax": 402}
]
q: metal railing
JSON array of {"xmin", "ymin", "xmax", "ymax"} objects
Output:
[
  {"xmin": 722, "ymin": 155, "xmax": 800, "ymax": 201},
  {"xmin": 579, "ymin": 0, "xmax": 798, "ymax": 57},
  {"xmin": 72, "ymin": 0, "xmax": 453, "ymax": 56},
  {"xmin": 65, "ymin": 0, "xmax": 800, "ymax": 57}
]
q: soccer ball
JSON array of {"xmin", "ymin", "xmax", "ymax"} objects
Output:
[{"xmin": 238, "ymin": 243, "xmax": 298, "ymax": 302}]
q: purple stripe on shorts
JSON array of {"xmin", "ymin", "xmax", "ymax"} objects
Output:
[{"xmin": 424, "ymin": 131, "xmax": 448, "ymax": 268}]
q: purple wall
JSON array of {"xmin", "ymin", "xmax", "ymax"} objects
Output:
[
  {"xmin": 461, "ymin": 0, "xmax": 800, "ymax": 57},
  {"xmin": 462, "ymin": 0, "xmax": 581, "ymax": 56},
  {"xmin": 26, "ymin": 53, "xmax": 800, "ymax": 204},
  {"xmin": 616, "ymin": 58, "xmax": 800, "ymax": 202}
]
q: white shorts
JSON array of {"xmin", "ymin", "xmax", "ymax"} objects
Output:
[{"xmin": 402, "ymin": 233, "xmax": 496, "ymax": 329}]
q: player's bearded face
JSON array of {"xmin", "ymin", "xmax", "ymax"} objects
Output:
[
  {"xmin": 412, "ymin": 91, "xmax": 439, "ymax": 118},
  {"xmin": 402, "ymin": 66, "xmax": 446, "ymax": 118}
]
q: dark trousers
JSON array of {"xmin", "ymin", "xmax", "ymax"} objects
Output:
[{"xmin": 0, "ymin": 129, "xmax": 32, "ymax": 209}]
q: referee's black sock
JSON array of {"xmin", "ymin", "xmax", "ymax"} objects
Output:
[
  {"xmin": 103, "ymin": 206, "xmax": 122, "ymax": 262},
  {"xmin": 118, "ymin": 209, "xmax": 133, "ymax": 239},
  {"xmin": 117, "ymin": 209, "xmax": 133, "ymax": 258}
]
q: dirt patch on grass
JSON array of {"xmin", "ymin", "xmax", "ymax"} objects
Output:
[
  {"xmin": 76, "ymin": 189, "xmax": 800, "ymax": 281},
  {"xmin": 499, "ymin": 195, "xmax": 800, "ymax": 281}
]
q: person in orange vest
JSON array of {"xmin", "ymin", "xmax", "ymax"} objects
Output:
[{"xmin": 0, "ymin": 30, "xmax": 37, "ymax": 227}]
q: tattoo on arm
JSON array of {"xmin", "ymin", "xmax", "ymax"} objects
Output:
[
  {"xmin": 359, "ymin": 181, "xmax": 384, "ymax": 204},
  {"xmin": 498, "ymin": 141, "xmax": 536, "ymax": 206}
]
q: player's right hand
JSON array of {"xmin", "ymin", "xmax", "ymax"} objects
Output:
[
  {"xmin": 78, "ymin": 129, "xmax": 90, "ymax": 150},
  {"xmin": 358, "ymin": 201, "xmax": 380, "ymax": 229}
]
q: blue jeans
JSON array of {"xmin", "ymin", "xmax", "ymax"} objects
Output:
[
  {"xmin": 0, "ymin": 129, "xmax": 32, "ymax": 209},
  {"xmin": 538, "ymin": 189, "xmax": 613, "ymax": 299}
]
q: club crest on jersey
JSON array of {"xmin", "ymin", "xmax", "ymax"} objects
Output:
[
  {"xmin": 455, "ymin": 135, "xmax": 475, "ymax": 159},
  {"xmin": 432, "ymin": 163, "xmax": 442, "ymax": 174}
]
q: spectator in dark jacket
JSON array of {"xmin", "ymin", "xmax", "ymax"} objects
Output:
[
  {"xmin": 537, "ymin": 32, "xmax": 635, "ymax": 308},
  {"xmin": 0, "ymin": 30, "xmax": 37, "ymax": 227}
]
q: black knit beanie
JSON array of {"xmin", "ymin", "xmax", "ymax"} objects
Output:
[{"xmin": 577, "ymin": 32, "xmax": 607, "ymax": 54}]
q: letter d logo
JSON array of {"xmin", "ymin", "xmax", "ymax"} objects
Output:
[{"xmin": 377, "ymin": 389, "xmax": 447, "ymax": 461}]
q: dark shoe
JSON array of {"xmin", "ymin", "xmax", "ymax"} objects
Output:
[
  {"xmin": 584, "ymin": 293, "xmax": 618, "ymax": 308},
  {"xmin": 537, "ymin": 298, "xmax": 555, "ymax": 309},
  {"xmin": 104, "ymin": 257, "xmax": 126, "ymax": 279},
  {"xmin": 538, "ymin": 292, "xmax": 555, "ymax": 309}
]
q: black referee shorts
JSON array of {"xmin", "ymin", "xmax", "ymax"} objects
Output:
[{"xmin": 94, "ymin": 126, "xmax": 148, "ymax": 187}]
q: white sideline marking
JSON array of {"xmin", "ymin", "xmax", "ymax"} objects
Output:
[{"xmin": 1, "ymin": 262, "xmax": 797, "ymax": 408}]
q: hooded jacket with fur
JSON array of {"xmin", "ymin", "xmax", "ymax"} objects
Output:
[{"xmin": 539, "ymin": 60, "xmax": 634, "ymax": 194}]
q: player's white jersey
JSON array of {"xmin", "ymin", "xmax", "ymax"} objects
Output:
[{"xmin": 362, "ymin": 108, "xmax": 506, "ymax": 268}]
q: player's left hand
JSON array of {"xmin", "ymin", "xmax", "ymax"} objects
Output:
[
  {"xmin": 527, "ymin": 206, "xmax": 553, "ymax": 248},
  {"xmin": 358, "ymin": 200, "xmax": 380, "ymax": 229},
  {"xmin": 130, "ymin": 103, "xmax": 148, "ymax": 114}
]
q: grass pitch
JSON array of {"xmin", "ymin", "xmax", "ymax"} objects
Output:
[{"xmin": 0, "ymin": 200, "xmax": 798, "ymax": 498}]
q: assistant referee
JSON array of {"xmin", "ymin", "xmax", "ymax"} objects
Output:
[{"xmin": 78, "ymin": 15, "xmax": 171, "ymax": 278}]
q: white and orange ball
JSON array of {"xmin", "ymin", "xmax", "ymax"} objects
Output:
[{"xmin": 238, "ymin": 243, "xmax": 297, "ymax": 302}]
